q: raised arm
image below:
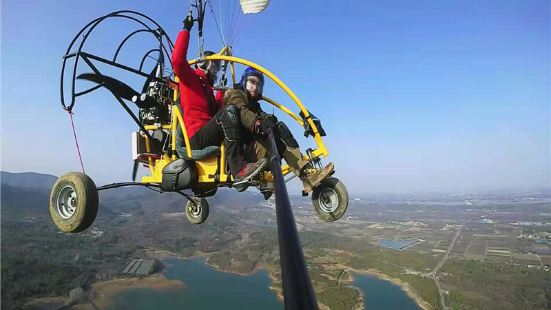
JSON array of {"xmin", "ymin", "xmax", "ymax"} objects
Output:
[{"xmin": 171, "ymin": 30, "xmax": 196, "ymax": 84}]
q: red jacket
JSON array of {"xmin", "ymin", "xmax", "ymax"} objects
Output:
[{"xmin": 171, "ymin": 30, "xmax": 224, "ymax": 138}]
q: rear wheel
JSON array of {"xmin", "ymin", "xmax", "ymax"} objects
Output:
[
  {"xmin": 185, "ymin": 197, "xmax": 209, "ymax": 224},
  {"xmin": 49, "ymin": 172, "xmax": 98, "ymax": 233},
  {"xmin": 312, "ymin": 177, "xmax": 348, "ymax": 222}
]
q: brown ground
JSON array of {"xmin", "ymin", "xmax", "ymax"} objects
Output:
[{"xmin": 74, "ymin": 274, "xmax": 184, "ymax": 310}]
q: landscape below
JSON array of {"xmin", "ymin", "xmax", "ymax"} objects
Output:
[{"xmin": 1, "ymin": 171, "xmax": 550, "ymax": 309}]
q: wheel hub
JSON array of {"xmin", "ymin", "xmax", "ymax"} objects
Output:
[
  {"xmin": 56, "ymin": 185, "xmax": 77, "ymax": 219},
  {"xmin": 189, "ymin": 202, "xmax": 202, "ymax": 218},
  {"xmin": 319, "ymin": 188, "xmax": 339, "ymax": 213}
]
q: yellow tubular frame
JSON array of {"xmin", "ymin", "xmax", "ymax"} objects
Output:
[
  {"xmin": 262, "ymin": 95, "xmax": 304, "ymax": 126},
  {"xmin": 190, "ymin": 55, "xmax": 329, "ymax": 159},
  {"xmin": 172, "ymin": 77, "xmax": 193, "ymax": 159},
  {"xmin": 138, "ymin": 54, "xmax": 328, "ymax": 185}
]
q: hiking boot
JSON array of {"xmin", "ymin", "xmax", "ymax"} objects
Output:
[
  {"xmin": 233, "ymin": 158, "xmax": 268, "ymax": 189},
  {"xmin": 300, "ymin": 162, "xmax": 335, "ymax": 193}
]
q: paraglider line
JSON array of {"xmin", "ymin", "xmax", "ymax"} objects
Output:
[
  {"xmin": 68, "ymin": 110, "xmax": 86, "ymax": 174},
  {"xmin": 229, "ymin": 17, "xmax": 244, "ymax": 46},
  {"xmin": 207, "ymin": 0, "xmax": 227, "ymax": 45}
]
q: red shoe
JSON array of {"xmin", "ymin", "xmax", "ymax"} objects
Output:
[{"xmin": 234, "ymin": 158, "xmax": 268, "ymax": 188}]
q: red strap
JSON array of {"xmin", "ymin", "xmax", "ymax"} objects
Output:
[{"xmin": 68, "ymin": 110, "xmax": 85, "ymax": 173}]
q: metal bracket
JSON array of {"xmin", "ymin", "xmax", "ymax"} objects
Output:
[{"xmin": 305, "ymin": 148, "xmax": 322, "ymax": 169}]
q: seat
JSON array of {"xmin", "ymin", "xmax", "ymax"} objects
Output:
[{"xmin": 176, "ymin": 124, "xmax": 220, "ymax": 160}]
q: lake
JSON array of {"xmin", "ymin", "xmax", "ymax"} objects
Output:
[
  {"xmin": 108, "ymin": 257, "xmax": 421, "ymax": 309},
  {"xmin": 107, "ymin": 257, "xmax": 281, "ymax": 310},
  {"xmin": 352, "ymin": 273, "xmax": 421, "ymax": 310}
]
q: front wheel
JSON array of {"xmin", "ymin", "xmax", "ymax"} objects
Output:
[
  {"xmin": 185, "ymin": 197, "xmax": 209, "ymax": 224},
  {"xmin": 49, "ymin": 172, "xmax": 98, "ymax": 233},
  {"xmin": 312, "ymin": 177, "xmax": 348, "ymax": 222}
]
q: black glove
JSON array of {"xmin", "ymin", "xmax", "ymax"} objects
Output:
[
  {"xmin": 259, "ymin": 115, "xmax": 277, "ymax": 136},
  {"xmin": 183, "ymin": 13, "xmax": 194, "ymax": 31}
]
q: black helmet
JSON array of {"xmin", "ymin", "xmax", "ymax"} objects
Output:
[
  {"xmin": 197, "ymin": 50, "xmax": 221, "ymax": 85},
  {"xmin": 197, "ymin": 50, "xmax": 221, "ymax": 70}
]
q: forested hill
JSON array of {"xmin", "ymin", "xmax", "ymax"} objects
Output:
[
  {"xmin": 1, "ymin": 171, "xmax": 57, "ymax": 190},
  {"xmin": 0, "ymin": 171, "xmax": 271, "ymax": 309}
]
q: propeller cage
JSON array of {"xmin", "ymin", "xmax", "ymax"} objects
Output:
[{"xmin": 60, "ymin": 10, "xmax": 175, "ymax": 138}]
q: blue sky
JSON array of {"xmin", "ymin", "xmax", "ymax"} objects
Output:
[{"xmin": 1, "ymin": 0, "xmax": 549, "ymax": 194}]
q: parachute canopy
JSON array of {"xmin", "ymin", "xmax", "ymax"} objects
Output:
[
  {"xmin": 240, "ymin": 0, "xmax": 271, "ymax": 14},
  {"xmin": 205, "ymin": 0, "xmax": 271, "ymax": 47}
]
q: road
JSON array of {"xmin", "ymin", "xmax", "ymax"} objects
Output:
[{"xmin": 428, "ymin": 224, "xmax": 464, "ymax": 310}]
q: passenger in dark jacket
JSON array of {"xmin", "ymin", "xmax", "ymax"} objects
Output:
[{"xmin": 225, "ymin": 67, "xmax": 334, "ymax": 193}]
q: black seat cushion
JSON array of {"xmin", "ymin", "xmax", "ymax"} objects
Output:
[{"xmin": 175, "ymin": 125, "xmax": 220, "ymax": 160}]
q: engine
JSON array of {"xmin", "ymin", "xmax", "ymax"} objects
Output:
[{"xmin": 134, "ymin": 79, "xmax": 172, "ymax": 126}]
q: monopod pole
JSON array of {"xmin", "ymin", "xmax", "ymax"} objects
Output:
[{"xmin": 267, "ymin": 129, "xmax": 318, "ymax": 310}]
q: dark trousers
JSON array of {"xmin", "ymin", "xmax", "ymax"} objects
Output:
[
  {"xmin": 241, "ymin": 123, "xmax": 308, "ymax": 176},
  {"xmin": 189, "ymin": 111, "xmax": 244, "ymax": 176}
]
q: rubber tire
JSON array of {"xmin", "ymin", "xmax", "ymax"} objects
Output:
[
  {"xmin": 185, "ymin": 197, "xmax": 209, "ymax": 224},
  {"xmin": 49, "ymin": 172, "xmax": 98, "ymax": 233},
  {"xmin": 312, "ymin": 177, "xmax": 348, "ymax": 222}
]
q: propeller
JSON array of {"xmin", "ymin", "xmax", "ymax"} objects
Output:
[
  {"xmin": 77, "ymin": 73, "xmax": 152, "ymax": 108},
  {"xmin": 132, "ymin": 160, "xmax": 139, "ymax": 182}
]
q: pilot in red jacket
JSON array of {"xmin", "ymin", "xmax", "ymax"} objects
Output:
[
  {"xmin": 171, "ymin": 28, "xmax": 224, "ymax": 139},
  {"xmin": 170, "ymin": 14, "xmax": 267, "ymax": 186}
]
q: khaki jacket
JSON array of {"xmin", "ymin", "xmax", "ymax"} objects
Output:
[{"xmin": 224, "ymin": 89, "xmax": 269, "ymax": 133}]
